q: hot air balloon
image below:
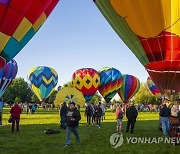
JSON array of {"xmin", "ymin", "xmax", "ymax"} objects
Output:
[
  {"xmin": 0, "ymin": 59, "xmax": 18, "ymax": 97},
  {"xmin": 72, "ymin": 68, "xmax": 100, "ymax": 102},
  {"xmin": 27, "ymin": 66, "xmax": 58, "ymax": 101},
  {"xmin": 98, "ymin": 67, "xmax": 123, "ymax": 103},
  {"xmin": 93, "ymin": 0, "xmax": 180, "ymax": 94},
  {"xmin": 147, "ymin": 76, "xmax": 162, "ymax": 100},
  {"xmin": 118, "ymin": 74, "xmax": 140, "ymax": 104},
  {"xmin": 0, "ymin": 0, "xmax": 59, "ymax": 69}
]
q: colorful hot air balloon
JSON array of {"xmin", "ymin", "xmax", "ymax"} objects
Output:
[
  {"xmin": 27, "ymin": 66, "xmax": 58, "ymax": 101},
  {"xmin": 93, "ymin": 0, "xmax": 180, "ymax": 94},
  {"xmin": 0, "ymin": 0, "xmax": 59, "ymax": 69},
  {"xmin": 0, "ymin": 59, "xmax": 18, "ymax": 97},
  {"xmin": 72, "ymin": 68, "xmax": 100, "ymax": 102},
  {"xmin": 118, "ymin": 74, "xmax": 140, "ymax": 104},
  {"xmin": 147, "ymin": 76, "xmax": 162, "ymax": 100},
  {"xmin": 98, "ymin": 67, "xmax": 123, "ymax": 103}
]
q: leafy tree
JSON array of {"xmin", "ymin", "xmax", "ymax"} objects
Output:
[
  {"xmin": 2, "ymin": 78, "xmax": 33, "ymax": 103},
  {"xmin": 47, "ymin": 90, "xmax": 58, "ymax": 103},
  {"xmin": 15, "ymin": 97, "xmax": 21, "ymax": 103},
  {"xmin": 90, "ymin": 92, "xmax": 102, "ymax": 103},
  {"xmin": 133, "ymin": 82, "xmax": 159, "ymax": 104}
]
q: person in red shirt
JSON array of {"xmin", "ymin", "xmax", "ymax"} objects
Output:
[{"xmin": 10, "ymin": 103, "xmax": 22, "ymax": 132}]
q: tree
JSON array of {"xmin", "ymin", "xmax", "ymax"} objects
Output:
[
  {"xmin": 47, "ymin": 90, "xmax": 58, "ymax": 104},
  {"xmin": 2, "ymin": 78, "xmax": 33, "ymax": 103},
  {"xmin": 133, "ymin": 82, "xmax": 159, "ymax": 104},
  {"xmin": 90, "ymin": 92, "xmax": 102, "ymax": 103},
  {"xmin": 31, "ymin": 94, "xmax": 40, "ymax": 103}
]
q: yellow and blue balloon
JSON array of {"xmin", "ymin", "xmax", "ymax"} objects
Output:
[{"xmin": 27, "ymin": 66, "xmax": 58, "ymax": 101}]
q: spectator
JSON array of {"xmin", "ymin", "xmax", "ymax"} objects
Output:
[
  {"xmin": 85, "ymin": 104, "xmax": 93, "ymax": 126},
  {"xmin": 126, "ymin": 102, "xmax": 138, "ymax": 134},
  {"xmin": 64, "ymin": 102, "xmax": 81, "ymax": 147},
  {"xmin": 116, "ymin": 105, "xmax": 124, "ymax": 132},
  {"xmin": 60, "ymin": 102, "xmax": 68, "ymax": 130},
  {"xmin": 10, "ymin": 103, "xmax": 22, "ymax": 132}
]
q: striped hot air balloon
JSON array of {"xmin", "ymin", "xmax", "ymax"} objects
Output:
[
  {"xmin": 0, "ymin": 59, "xmax": 18, "ymax": 97},
  {"xmin": 27, "ymin": 66, "xmax": 58, "ymax": 101},
  {"xmin": 0, "ymin": 0, "xmax": 59, "ymax": 69},
  {"xmin": 147, "ymin": 76, "xmax": 162, "ymax": 100},
  {"xmin": 118, "ymin": 74, "xmax": 140, "ymax": 104},
  {"xmin": 98, "ymin": 67, "xmax": 123, "ymax": 103},
  {"xmin": 72, "ymin": 68, "xmax": 100, "ymax": 102}
]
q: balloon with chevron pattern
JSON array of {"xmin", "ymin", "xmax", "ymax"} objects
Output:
[
  {"xmin": 27, "ymin": 66, "xmax": 58, "ymax": 101},
  {"xmin": 98, "ymin": 67, "xmax": 123, "ymax": 103}
]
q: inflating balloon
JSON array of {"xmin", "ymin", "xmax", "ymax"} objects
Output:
[
  {"xmin": 118, "ymin": 74, "xmax": 140, "ymax": 104},
  {"xmin": 98, "ymin": 67, "xmax": 123, "ymax": 103},
  {"xmin": 93, "ymin": 0, "xmax": 180, "ymax": 94},
  {"xmin": 72, "ymin": 68, "xmax": 100, "ymax": 102},
  {"xmin": 0, "ymin": 0, "xmax": 59, "ymax": 69},
  {"xmin": 27, "ymin": 66, "xmax": 58, "ymax": 101},
  {"xmin": 147, "ymin": 76, "xmax": 162, "ymax": 100},
  {"xmin": 0, "ymin": 59, "xmax": 18, "ymax": 97}
]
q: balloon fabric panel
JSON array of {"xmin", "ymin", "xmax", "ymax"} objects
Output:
[{"xmin": 0, "ymin": 0, "xmax": 59, "ymax": 69}]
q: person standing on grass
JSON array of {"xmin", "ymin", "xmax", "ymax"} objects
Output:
[
  {"xmin": 64, "ymin": 102, "xmax": 81, "ymax": 147},
  {"xmin": 10, "ymin": 102, "xmax": 22, "ymax": 132},
  {"xmin": 95, "ymin": 103, "xmax": 102, "ymax": 128},
  {"xmin": 126, "ymin": 102, "xmax": 138, "ymax": 134},
  {"xmin": 85, "ymin": 104, "xmax": 93, "ymax": 126},
  {"xmin": 60, "ymin": 102, "xmax": 68, "ymax": 130},
  {"xmin": 159, "ymin": 103, "xmax": 171, "ymax": 135},
  {"xmin": 116, "ymin": 105, "xmax": 124, "ymax": 132}
]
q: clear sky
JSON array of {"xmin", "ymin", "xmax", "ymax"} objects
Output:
[{"xmin": 14, "ymin": 0, "xmax": 148, "ymax": 87}]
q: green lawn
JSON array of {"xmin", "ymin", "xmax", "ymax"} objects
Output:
[{"xmin": 0, "ymin": 108, "xmax": 179, "ymax": 154}]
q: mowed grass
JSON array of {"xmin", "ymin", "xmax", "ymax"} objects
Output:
[{"xmin": 0, "ymin": 108, "xmax": 179, "ymax": 154}]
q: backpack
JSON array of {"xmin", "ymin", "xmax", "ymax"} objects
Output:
[
  {"xmin": 118, "ymin": 112, "xmax": 123, "ymax": 119},
  {"xmin": 44, "ymin": 129, "xmax": 60, "ymax": 135}
]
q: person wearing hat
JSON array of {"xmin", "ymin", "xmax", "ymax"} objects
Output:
[
  {"xmin": 126, "ymin": 102, "xmax": 138, "ymax": 134},
  {"xmin": 64, "ymin": 102, "xmax": 81, "ymax": 147}
]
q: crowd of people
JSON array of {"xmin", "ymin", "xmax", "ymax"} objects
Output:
[{"xmin": 8, "ymin": 98, "xmax": 180, "ymax": 147}]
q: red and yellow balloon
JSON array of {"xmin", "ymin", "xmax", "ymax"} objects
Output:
[
  {"xmin": 72, "ymin": 68, "xmax": 100, "ymax": 102},
  {"xmin": 93, "ymin": 0, "xmax": 180, "ymax": 94}
]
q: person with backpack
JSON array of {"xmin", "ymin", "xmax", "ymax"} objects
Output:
[
  {"xmin": 126, "ymin": 102, "xmax": 138, "ymax": 134},
  {"xmin": 116, "ymin": 105, "xmax": 124, "ymax": 132},
  {"xmin": 85, "ymin": 104, "xmax": 93, "ymax": 126}
]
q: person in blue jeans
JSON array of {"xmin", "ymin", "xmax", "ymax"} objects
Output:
[
  {"xmin": 64, "ymin": 102, "xmax": 81, "ymax": 147},
  {"xmin": 60, "ymin": 102, "xmax": 68, "ymax": 129},
  {"xmin": 159, "ymin": 104, "xmax": 171, "ymax": 135}
]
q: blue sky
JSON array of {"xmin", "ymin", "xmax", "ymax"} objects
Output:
[{"xmin": 14, "ymin": 0, "xmax": 148, "ymax": 87}]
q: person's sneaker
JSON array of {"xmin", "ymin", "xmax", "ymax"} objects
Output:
[{"xmin": 64, "ymin": 144, "xmax": 69, "ymax": 147}]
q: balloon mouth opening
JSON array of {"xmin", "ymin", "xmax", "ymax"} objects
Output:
[
  {"xmin": 145, "ymin": 61, "xmax": 180, "ymax": 72},
  {"xmin": 146, "ymin": 61, "xmax": 180, "ymax": 94},
  {"xmin": 0, "ymin": 57, "xmax": 6, "ymax": 70}
]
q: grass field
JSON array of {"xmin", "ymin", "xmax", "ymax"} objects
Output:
[{"xmin": 0, "ymin": 108, "xmax": 179, "ymax": 154}]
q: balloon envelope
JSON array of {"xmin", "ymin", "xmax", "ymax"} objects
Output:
[
  {"xmin": 72, "ymin": 68, "xmax": 100, "ymax": 102},
  {"xmin": 0, "ymin": 0, "xmax": 59, "ymax": 69},
  {"xmin": 0, "ymin": 59, "xmax": 18, "ymax": 97},
  {"xmin": 54, "ymin": 87, "xmax": 86, "ymax": 106},
  {"xmin": 98, "ymin": 67, "xmax": 123, "ymax": 103},
  {"xmin": 147, "ymin": 76, "xmax": 162, "ymax": 100},
  {"xmin": 94, "ymin": 0, "xmax": 180, "ymax": 94},
  {"xmin": 27, "ymin": 66, "xmax": 58, "ymax": 101},
  {"xmin": 118, "ymin": 74, "xmax": 140, "ymax": 104}
]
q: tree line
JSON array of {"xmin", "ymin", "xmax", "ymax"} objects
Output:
[{"xmin": 1, "ymin": 78, "xmax": 159, "ymax": 105}]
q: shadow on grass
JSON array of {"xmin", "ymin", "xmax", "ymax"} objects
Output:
[{"xmin": 0, "ymin": 120, "xmax": 179, "ymax": 154}]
